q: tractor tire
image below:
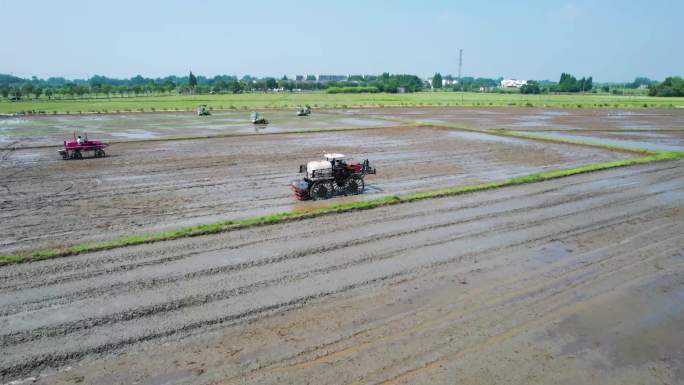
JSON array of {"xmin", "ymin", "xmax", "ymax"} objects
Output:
[
  {"xmin": 95, "ymin": 149, "xmax": 105, "ymax": 158},
  {"xmin": 310, "ymin": 182, "xmax": 333, "ymax": 201},
  {"xmin": 346, "ymin": 177, "xmax": 365, "ymax": 195},
  {"xmin": 73, "ymin": 150, "xmax": 83, "ymax": 160}
]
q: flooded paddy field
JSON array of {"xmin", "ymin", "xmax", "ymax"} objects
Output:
[
  {"xmin": 2, "ymin": 106, "xmax": 683, "ymax": 385},
  {"xmin": 0, "ymin": 125, "xmax": 631, "ymax": 254},
  {"xmin": 1, "ymin": 160, "xmax": 682, "ymax": 384},
  {"xmin": 521, "ymin": 130, "xmax": 684, "ymax": 152},
  {"xmin": 346, "ymin": 106, "xmax": 684, "ymax": 131},
  {"xmin": 0, "ymin": 110, "xmax": 398, "ymax": 148}
]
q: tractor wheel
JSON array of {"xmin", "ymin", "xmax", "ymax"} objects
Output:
[
  {"xmin": 73, "ymin": 150, "xmax": 83, "ymax": 160},
  {"xmin": 95, "ymin": 149, "xmax": 105, "ymax": 158},
  {"xmin": 310, "ymin": 182, "xmax": 333, "ymax": 201},
  {"xmin": 346, "ymin": 177, "xmax": 365, "ymax": 195}
]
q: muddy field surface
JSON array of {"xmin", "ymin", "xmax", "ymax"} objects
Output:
[
  {"xmin": 1, "ymin": 161, "xmax": 682, "ymax": 384},
  {"xmin": 523, "ymin": 130, "xmax": 684, "ymax": 152},
  {"xmin": 0, "ymin": 110, "xmax": 397, "ymax": 148},
  {"xmin": 0, "ymin": 126, "xmax": 631, "ymax": 254},
  {"xmin": 348, "ymin": 107, "xmax": 684, "ymax": 131}
]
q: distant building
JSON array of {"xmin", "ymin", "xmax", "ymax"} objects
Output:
[
  {"xmin": 317, "ymin": 74, "xmax": 348, "ymax": 83},
  {"xmin": 501, "ymin": 79, "xmax": 528, "ymax": 88},
  {"xmin": 294, "ymin": 75, "xmax": 305, "ymax": 82}
]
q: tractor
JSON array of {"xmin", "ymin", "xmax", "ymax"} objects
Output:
[
  {"xmin": 58, "ymin": 132, "xmax": 109, "ymax": 160},
  {"xmin": 251, "ymin": 111, "xmax": 268, "ymax": 124},
  {"xmin": 291, "ymin": 153, "xmax": 376, "ymax": 200},
  {"xmin": 197, "ymin": 105, "xmax": 211, "ymax": 116},
  {"xmin": 296, "ymin": 105, "xmax": 311, "ymax": 116}
]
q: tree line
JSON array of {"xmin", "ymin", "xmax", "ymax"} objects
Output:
[
  {"xmin": 0, "ymin": 72, "xmax": 426, "ymax": 100},
  {"xmin": 1, "ymin": 71, "xmax": 681, "ymax": 100}
]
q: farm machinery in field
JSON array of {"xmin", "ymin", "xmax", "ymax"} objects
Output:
[
  {"xmin": 292, "ymin": 153, "xmax": 376, "ymax": 200},
  {"xmin": 251, "ymin": 112, "xmax": 268, "ymax": 124},
  {"xmin": 197, "ymin": 105, "xmax": 211, "ymax": 116},
  {"xmin": 296, "ymin": 105, "xmax": 312, "ymax": 116},
  {"xmin": 58, "ymin": 132, "xmax": 109, "ymax": 160}
]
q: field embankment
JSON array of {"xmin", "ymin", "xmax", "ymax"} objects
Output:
[{"xmin": 2, "ymin": 91, "xmax": 684, "ymax": 115}]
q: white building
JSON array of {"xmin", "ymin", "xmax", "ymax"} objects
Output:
[{"xmin": 501, "ymin": 79, "xmax": 528, "ymax": 88}]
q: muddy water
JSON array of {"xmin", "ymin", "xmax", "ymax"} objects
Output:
[
  {"xmin": 0, "ymin": 110, "xmax": 398, "ymax": 148},
  {"xmin": 526, "ymin": 130, "xmax": 684, "ymax": 152},
  {"xmin": 2, "ymin": 161, "xmax": 682, "ymax": 384},
  {"xmin": 348, "ymin": 107, "xmax": 684, "ymax": 131},
  {"xmin": 548, "ymin": 273, "xmax": 684, "ymax": 378},
  {"xmin": 0, "ymin": 126, "xmax": 631, "ymax": 254}
]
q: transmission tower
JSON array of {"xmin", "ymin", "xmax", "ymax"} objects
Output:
[
  {"xmin": 458, "ymin": 49, "xmax": 463, "ymax": 97},
  {"xmin": 458, "ymin": 49, "xmax": 463, "ymax": 85}
]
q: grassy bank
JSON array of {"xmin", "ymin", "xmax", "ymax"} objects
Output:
[
  {"xmin": 2, "ymin": 91, "xmax": 683, "ymax": 115},
  {"xmin": 2, "ymin": 149, "xmax": 681, "ymax": 265}
]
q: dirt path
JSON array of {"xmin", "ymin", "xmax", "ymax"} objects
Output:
[
  {"xmin": 0, "ymin": 126, "xmax": 631, "ymax": 254},
  {"xmin": 1, "ymin": 160, "xmax": 682, "ymax": 384}
]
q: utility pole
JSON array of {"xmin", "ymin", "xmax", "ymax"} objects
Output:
[
  {"xmin": 458, "ymin": 49, "xmax": 463, "ymax": 84},
  {"xmin": 458, "ymin": 48, "xmax": 464, "ymax": 102}
]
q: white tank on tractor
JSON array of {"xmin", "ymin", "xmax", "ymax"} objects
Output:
[{"xmin": 292, "ymin": 153, "xmax": 376, "ymax": 200}]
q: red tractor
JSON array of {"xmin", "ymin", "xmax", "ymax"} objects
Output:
[
  {"xmin": 292, "ymin": 153, "xmax": 376, "ymax": 200},
  {"xmin": 58, "ymin": 132, "xmax": 109, "ymax": 160}
]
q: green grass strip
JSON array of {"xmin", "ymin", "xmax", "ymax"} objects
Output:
[{"xmin": 2, "ymin": 150, "xmax": 681, "ymax": 266}]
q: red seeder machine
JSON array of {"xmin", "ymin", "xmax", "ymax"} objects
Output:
[{"xmin": 58, "ymin": 132, "xmax": 109, "ymax": 160}]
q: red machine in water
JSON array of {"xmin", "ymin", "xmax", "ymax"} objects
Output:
[
  {"xmin": 58, "ymin": 132, "xmax": 109, "ymax": 160},
  {"xmin": 292, "ymin": 153, "xmax": 376, "ymax": 200}
]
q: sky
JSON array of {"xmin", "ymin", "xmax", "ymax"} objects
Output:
[{"xmin": 1, "ymin": 0, "xmax": 681, "ymax": 82}]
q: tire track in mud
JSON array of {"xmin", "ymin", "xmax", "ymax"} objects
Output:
[
  {"xmin": 230, "ymin": 220, "xmax": 684, "ymax": 385},
  {"xmin": 1, "ymin": 193, "xmax": 664, "ymax": 345},
  {"xmin": 1, "ymin": 162, "xmax": 682, "ymax": 381},
  {"xmin": 0, "ymin": 194, "xmax": 674, "ymax": 378},
  {"xmin": 366, "ymin": 241, "xmax": 684, "ymax": 385},
  {"xmin": 1, "ymin": 163, "xmax": 676, "ymax": 293},
  {"xmin": 0, "ymin": 126, "xmax": 632, "ymax": 254},
  {"xmin": 3, "ymin": 166, "xmax": 676, "ymax": 298}
]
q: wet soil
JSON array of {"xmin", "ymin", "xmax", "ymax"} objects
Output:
[
  {"xmin": 0, "ymin": 110, "xmax": 398, "ymax": 148},
  {"xmin": 347, "ymin": 106, "xmax": 684, "ymax": 131},
  {"xmin": 1, "ymin": 161, "xmax": 682, "ymax": 384},
  {"xmin": 528, "ymin": 130, "xmax": 684, "ymax": 152},
  {"xmin": 0, "ymin": 126, "xmax": 630, "ymax": 254}
]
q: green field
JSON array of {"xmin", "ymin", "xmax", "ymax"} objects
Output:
[{"xmin": 2, "ymin": 91, "xmax": 683, "ymax": 115}]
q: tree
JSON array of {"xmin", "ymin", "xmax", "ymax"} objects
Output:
[
  {"xmin": 10, "ymin": 87, "xmax": 22, "ymax": 100},
  {"xmin": 227, "ymin": 80, "xmax": 244, "ymax": 93},
  {"xmin": 188, "ymin": 71, "xmax": 197, "ymax": 88},
  {"xmin": 45, "ymin": 88, "xmax": 54, "ymax": 99},
  {"xmin": 102, "ymin": 84, "xmax": 113, "ymax": 97},
  {"xmin": 556, "ymin": 73, "xmax": 592, "ymax": 92},
  {"xmin": 33, "ymin": 87, "xmax": 42, "ymax": 99},
  {"xmin": 21, "ymin": 83, "xmax": 34, "ymax": 98},
  {"xmin": 520, "ymin": 81, "xmax": 541, "ymax": 94},
  {"xmin": 629, "ymin": 77, "xmax": 654, "ymax": 89},
  {"xmin": 432, "ymin": 73, "xmax": 443, "ymax": 89},
  {"xmin": 557, "ymin": 73, "xmax": 578, "ymax": 92},
  {"xmin": 265, "ymin": 77, "xmax": 277, "ymax": 89},
  {"xmin": 648, "ymin": 77, "xmax": 684, "ymax": 97}
]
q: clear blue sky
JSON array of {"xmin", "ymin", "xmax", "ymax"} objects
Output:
[{"xmin": 1, "ymin": 0, "xmax": 681, "ymax": 82}]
